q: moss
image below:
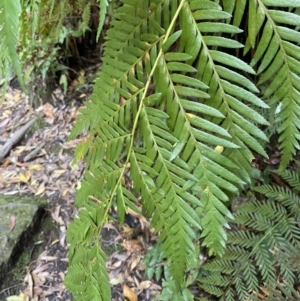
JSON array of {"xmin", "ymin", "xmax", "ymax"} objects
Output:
[{"xmin": 0, "ymin": 199, "xmax": 54, "ymax": 299}]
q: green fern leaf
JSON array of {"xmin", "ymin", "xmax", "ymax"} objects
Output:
[
  {"xmin": 65, "ymin": 202, "xmax": 111, "ymax": 301},
  {"xmin": 0, "ymin": 0, "xmax": 23, "ymax": 91},
  {"xmin": 96, "ymin": 0, "xmax": 108, "ymax": 41},
  {"xmin": 244, "ymin": 1, "xmax": 300, "ymax": 169},
  {"xmin": 274, "ymin": 169, "xmax": 300, "ymax": 192}
]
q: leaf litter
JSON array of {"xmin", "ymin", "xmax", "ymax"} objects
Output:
[{"xmin": 0, "ymin": 86, "xmax": 161, "ymax": 301}]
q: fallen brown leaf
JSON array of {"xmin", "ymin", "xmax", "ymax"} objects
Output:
[
  {"xmin": 28, "ymin": 164, "xmax": 44, "ymax": 171},
  {"xmin": 42, "ymin": 103, "xmax": 55, "ymax": 120},
  {"xmin": 0, "ymin": 117, "xmax": 10, "ymax": 128},
  {"xmin": 123, "ymin": 284, "xmax": 137, "ymax": 301},
  {"xmin": 19, "ymin": 170, "xmax": 31, "ymax": 183},
  {"xmin": 130, "ymin": 255, "xmax": 142, "ymax": 271},
  {"xmin": 35, "ymin": 182, "xmax": 45, "ymax": 196},
  {"xmin": 122, "ymin": 240, "xmax": 143, "ymax": 253},
  {"xmin": 138, "ymin": 280, "xmax": 152, "ymax": 291}
]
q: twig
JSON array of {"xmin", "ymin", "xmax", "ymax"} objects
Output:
[
  {"xmin": 0, "ymin": 117, "xmax": 38, "ymax": 159},
  {"xmin": 23, "ymin": 141, "xmax": 46, "ymax": 162}
]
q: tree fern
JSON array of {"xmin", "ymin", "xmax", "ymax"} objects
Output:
[
  {"xmin": 199, "ymin": 169, "xmax": 300, "ymax": 301},
  {"xmin": 67, "ymin": 0, "xmax": 271, "ymax": 298}
]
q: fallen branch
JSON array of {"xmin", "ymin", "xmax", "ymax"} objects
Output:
[{"xmin": 0, "ymin": 117, "xmax": 38, "ymax": 159}]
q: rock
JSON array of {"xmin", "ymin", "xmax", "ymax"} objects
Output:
[{"xmin": 0, "ymin": 195, "xmax": 46, "ymax": 283}]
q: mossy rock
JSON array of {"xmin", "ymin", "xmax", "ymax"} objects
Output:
[{"xmin": 0, "ymin": 195, "xmax": 47, "ymax": 284}]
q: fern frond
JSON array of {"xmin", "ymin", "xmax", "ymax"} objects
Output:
[
  {"xmin": 273, "ymin": 242, "xmax": 300, "ymax": 274},
  {"xmin": 180, "ymin": 1, "xmax": 269, "ymax": 253},
  {"xmin": 254, "ymin": 184, "xmax": 300, "ymax": 221},
  {"xmin": 96, "ymin": 0, "xmax": 108, "ymax": 41},
  {"xmin": 199, "ymin": 170, "xmax": 300, "ymax": 301},
  {"xmin": 253, "ymin": 281, "xmax": 300, "ymax": 301},
  {"xmin": 0, "ymin": 0, "xmax": 23, "ymax": 91},
  {"xmin": 239, "ymin": 1, "xmax": 300, "ymax": 169},
  {"xmin": 72, "ymin": 1, "xmax": 91, "ymax": 37},
  {"xmin": 65, "ymin": 206, "xmax": 111, "ymax": 301},
  {"xmin": 68, "ymin": 0, "xmax": 270, "ymax": 297},
  {"xmin": 185, "ymin": 1, "xmax": 269, "ymax": 182},
  {"xmin": 274, "ymin": 169, "xmax": 300, "ymax": 192}
]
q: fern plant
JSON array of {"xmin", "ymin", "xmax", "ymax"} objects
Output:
[
  {"xmin": 65, "ymin": 0, "xmax": 300, "ymax": 299},
  {"xmin": 2, "ymin": 0, "xmax": 300, "ymax": 300},
  {"xmin": 0, "ymin": 0, "xmax": 108, "ymax": 95},
  {"xmin": 0, "ymin": 0, "xmax": 23, "ymax": 92},
  {"xmin": 66, "ymin": 0, "xmax": 259, "ymax": 297},
  {"xmin": 198, "ymin": 169, "xmax": 300, "ymax": 301}
]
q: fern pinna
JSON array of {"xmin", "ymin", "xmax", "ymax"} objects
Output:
[
  {"xmin": 199, "ymin": 169, "xmax": 300, "ymax": 301},
  {"xmin": 66, "ymin": 0, "xmax": 300, "ymax": 300}
]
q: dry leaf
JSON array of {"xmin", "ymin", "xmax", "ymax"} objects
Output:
[
  {"xmin": 259, "ymin": 286, "xmax": 270, "ymax": 297},
  {"xmin": 10, "ymin": 215, "xmax": 16, "ymax": 231},
  {"xmin": 110, "ymin": 277, "xmax": 122, "ymax": 285},
  {"xmin": 111, "ymin": 260, "xmax": 122, "ymax": 269},
  {"xmin": 59, "ymin": 226, "xmax": 66, "ymax": 247},
  {"xmin": 1, "ymin": 159, "xmax": 12, "ymax": 167},
  {"xmin": 35, "ymin": 183, "xmax": 45, "ymax": 196},
  {"xmin": 51, "ymin": 205, "xmax": 62, "ymax": 224},
  {"xmin": 130, "ymin": 255, "xmax": 142, "ymax": 271},
  {"xmin": 0, "ymin": 117, "xmax": 10, "ymax": 128},
  {"xmin": 62, "ymin": 188, "xmax": 69, "ymax": 196},
  {"xmin": 138, "ymin": 280, "xmax": 152, "ymax": 291},
  {"xmin": 6, "ymin": 294, "xmax": 28, "ymax": 301},
  {"xmin": 123, "ymin": 284, "xmax": 137, "ymax": 301},
  {"xmin": 27, "ymin": 271, "xmax": 34, "ymax": 298},
  {"xmin": 59, "ymin": 272, "xmax": 65, "ymax": 281},
  {"xmin": 39, "ymin": 255, "xmax": 58, "ymax": 261},
  {"xmin": 19, "ymin": 171, "xmax": 31, "ymax": 183},
  {"xmin": 28, "ymin": 164, "xmax": 44, "ymax": 171},
  {"xmin": 122, "ymin": 240, "xmax": 143, "ymax": 253},
  {"xmin": 52, "ymin": 169, "xmax": 66, "ymax": 179},
  {"xmin": 127, "ymin": 208, "xmax": 148, "ymax": 224},
  {"xmin": 42, "ymin": 103, "xmax": 55, "ymax": 119},
  {"xmin": 50, "ymin": 239, "xmax": 60, "ymax": 246},
  {"xmin": 9, "ymin": 176, "xmax": 23, "ymax": 183}
]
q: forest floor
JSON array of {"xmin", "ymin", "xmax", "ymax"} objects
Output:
[{"xmin": 0, "ymin": 85, "xmax": 161, "ymax": 301}]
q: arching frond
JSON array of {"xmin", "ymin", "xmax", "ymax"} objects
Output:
[
  {"xmin": 234, "ymin": 0, "xmax": 300, "ymax": 169},
  {"xmin": 68, "ymin": 0, "xmax": 269, "ymax": 298}
]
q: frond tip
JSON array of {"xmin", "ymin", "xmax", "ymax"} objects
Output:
[{"xmin": 65, "ymin": 205, "xmax": 111, "ymax": 301}]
